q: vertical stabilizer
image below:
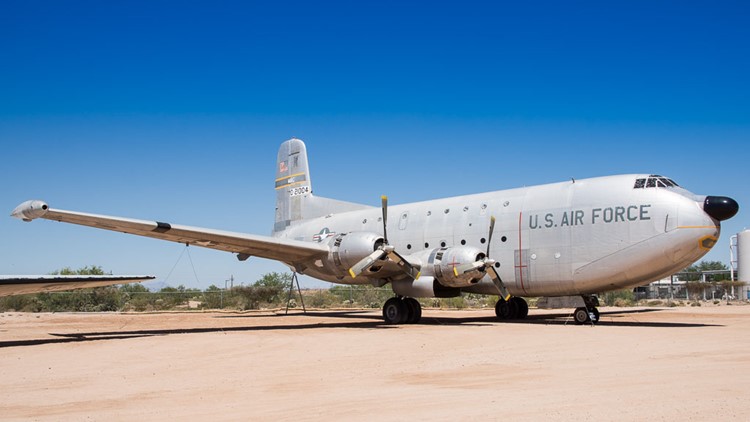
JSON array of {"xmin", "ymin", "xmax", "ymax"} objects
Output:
[
  {"xmin": 273, "ymin": 138, "xmax": 373, "ymax": 235},
  {"xmin": 274, "ymin": 138, "xmax": 312, "ymax": 233}
]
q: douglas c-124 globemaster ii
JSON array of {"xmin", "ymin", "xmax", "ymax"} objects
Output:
[{"xmin": 12, "ymin": 139, "xmax": 739, "ymax": 324}]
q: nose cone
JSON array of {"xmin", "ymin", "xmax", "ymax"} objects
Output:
[{"xmin": 703, "ymin": 196, "xmax": 739, "ymax": 221}]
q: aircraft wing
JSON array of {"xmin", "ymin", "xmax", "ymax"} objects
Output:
[
  {"xmin": 0, "ymin": 275, "xmax": 155, "ymax": 297},
  {"xmin": 11, "ymin": 200, "xmax": 330, "ymax": 267}
]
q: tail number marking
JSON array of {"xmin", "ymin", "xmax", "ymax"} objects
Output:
[{"xmin": 289, "ymin": 186, "xmax": 310, "ymax": 197}]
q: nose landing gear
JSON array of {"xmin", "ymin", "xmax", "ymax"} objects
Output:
[{"xmin": 573, "ymin": 295, "xmax": 600, "ymax": 325}]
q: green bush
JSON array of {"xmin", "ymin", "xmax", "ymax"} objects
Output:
[{"xmin": 602, "ymin": 289, "xmax": 635, "ymax": 306}]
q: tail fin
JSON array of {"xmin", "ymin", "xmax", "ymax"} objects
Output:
[
  {"xmin": 274, "ymin": 138, "xmax": 312, "ymax": 233},
  {"xmin": 273, "ymin": 138, "xmax": 371, "ymax": 234}
]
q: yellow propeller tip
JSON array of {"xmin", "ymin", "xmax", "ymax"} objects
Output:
[{"xmin": 348, "ymin": 269, "xmax": 357, "ymax": 278}]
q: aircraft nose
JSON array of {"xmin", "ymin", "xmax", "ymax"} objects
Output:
[{"xmin": 703, "ymin": 196, "xmax": 739, "ymax": 221}]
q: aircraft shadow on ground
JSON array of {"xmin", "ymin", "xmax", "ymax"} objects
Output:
[{"xmin": 0, "ymin": 308, "xmax": 720, "ymax": 349}]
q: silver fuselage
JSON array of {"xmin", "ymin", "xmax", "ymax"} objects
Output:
[{"xmin": 277, "ymin": 174, "xmax": 718, "ymax": 296}]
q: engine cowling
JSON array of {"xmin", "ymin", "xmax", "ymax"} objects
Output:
[
  {"xmin": 408, "ymin": 246, "xmax": 489, "ymax": 288},
  {"xmin": 321, "ymin": 232, "xmax": 385, "ymax": 276}
]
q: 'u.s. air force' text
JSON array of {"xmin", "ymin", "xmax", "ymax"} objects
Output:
[{"xmin": 528, "ymin": 205, "xmax": 651, "ymax": 229}]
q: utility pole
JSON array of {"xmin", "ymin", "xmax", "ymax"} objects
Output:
[{"xmin": 222, "ymin": 275, "xmax": 234, "ymax": 309}]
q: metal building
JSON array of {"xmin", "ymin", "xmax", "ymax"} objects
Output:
[{"xmin": 733, "ymin": 230, "xmax": 750, "ymax": 300}]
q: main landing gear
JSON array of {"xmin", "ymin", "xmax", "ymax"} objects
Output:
[
  {"xmin": 495, "ymin": 297, "xmax": 529, "ymax": 320},
  {"xmin": 573, "ymin": 295, "xmax": 600, "ymax": 325},
  {"xmin": 383, "ymin": 297, "xmax": 422, "ymax": 324}
]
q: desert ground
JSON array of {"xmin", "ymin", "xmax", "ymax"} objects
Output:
[{"xmin": 1, "ymin": 305, "xmax": 749, "ymax": 421}]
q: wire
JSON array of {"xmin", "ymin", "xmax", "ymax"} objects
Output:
[
  {"xmin": 185, "ymin": 245, "xmax": 201, "ymax": 287},
  {"xmin": 163, "ymin": 247, "xmax": 187, "ymax": 283}
]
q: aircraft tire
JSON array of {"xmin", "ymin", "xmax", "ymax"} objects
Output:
[
  {"xmin": 511, "ymin": 297, "xmax": 529, "ymax": 319},
  {"xmin": 495, "ymin": 298, "xmax": 515, "ymax": 320},
  {"xmin": 383, "ymin": 297, "xmax": 407, "ymax": 324},
  {"xmin": 573, "ymin": 307, "xmax": 590, "ymax": 325},
  {"xmin": 403, "ymin": 297, "xmax": 422, "ymax": 324},
  {"xmin": 591, "ymin": 307, "xmax": 600, "ymax": 323}
]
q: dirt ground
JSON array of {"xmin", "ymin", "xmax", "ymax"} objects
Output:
[{"xmin": 1, "ymin": 305, "xmax": 749, "ymax": 421}]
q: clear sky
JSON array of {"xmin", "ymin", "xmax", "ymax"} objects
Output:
[{"xmin": 1, "ymin": 1, "xmax": 748, "ymax": 289}]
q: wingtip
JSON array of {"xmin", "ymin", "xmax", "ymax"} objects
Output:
[{"xmin": 11, "ymin": 200, "xmax": 49, "ymax": 221}]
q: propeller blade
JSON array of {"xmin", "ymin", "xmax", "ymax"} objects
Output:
[
  {"xmin": 484, "ymin": 215, "xmax": 510, "ymax": 300},
  {"xmin": 385, "ymin": 249, "xmax": 421, "ymax": 280},
  {"xmin": 348, "ymin": 249, "xmax": 387, "ymax": 278},
  {"xmin": 488, "ymin": 266, "xmax": 511, "ymax": 302},
  {"xmin": 455, "ymin": 261, "xmax": 485, "ymax": 275},
  {"xmin": 381, "ymin": 195, "xmax": 388, "ymax": 243},
  {"xmin": 487, "ymin": 216, "xmax": 496, "ymax": 257}
]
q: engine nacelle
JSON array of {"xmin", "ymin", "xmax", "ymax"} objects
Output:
[
  {"xmin": 391, "ymin": 276, "xmax": 461, "ymax": 298},
  {"xmin": 321, "ymin": 232, "xmax": 384, "ymax": 276},
  {"xmin": 408, "ymin": 246, "xmax": 489, "ymax": 288}
]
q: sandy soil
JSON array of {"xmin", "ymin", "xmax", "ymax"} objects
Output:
[{"xmin": 1, "ymin": 306, "xmax": 749, "ymax": 421}]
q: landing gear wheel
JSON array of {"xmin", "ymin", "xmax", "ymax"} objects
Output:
[
  {"xmin": 403, "ymin": 297, "xmax": 422, "ymax": 324},
  {"xmin": 510, "ymin": 297, "xmax": 529, "ymax": 319},
  {"xmin": 573, "ymin": 307, "xmax": 590, "ymax": 325},
  {"xmin": 383, "ymin": 297, "xmax": 407, "ymax": 324},
  {"xmin": 495, "ymin": 298, "xmax": 518, "ymax": 320},
  {"xmin": 590, "ymin": 307, "xmax": 600, "ymax": 323},
  {"xmin": 495, "ymin": 299, "xmax": 509, "ymax": 319}
]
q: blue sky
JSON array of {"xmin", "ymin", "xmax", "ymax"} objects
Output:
[{"xmin": 1, "ymin": 1, "xmax": 748, "ymax": 288}]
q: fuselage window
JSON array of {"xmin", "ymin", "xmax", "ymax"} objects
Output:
[{"xmin": 634, "ymin": 179, "xmax": 646, "ymax": 188}]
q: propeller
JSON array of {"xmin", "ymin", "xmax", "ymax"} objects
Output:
[
  {"xmin": 348, "ymin": 196, "xmax": 420, "ymax": 280},
  {"xmin": 455, "ymin": 216, "xmax": 511, "ymax": 301}
]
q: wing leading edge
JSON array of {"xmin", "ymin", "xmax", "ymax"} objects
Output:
[
  {"xmin": 11, "ymin": 200, "xmax": 329, "ymax": 268},
  {"xmin": 0, "ymin": 275, "xmax": 155, "ymax": 297}
]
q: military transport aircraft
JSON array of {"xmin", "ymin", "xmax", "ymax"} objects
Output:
[{"xmin": 11, "ymin": 139, "xmax": 738, "ymax": 324}]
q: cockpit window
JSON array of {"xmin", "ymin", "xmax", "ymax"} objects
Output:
[{"xmin": 633, "ymin": 175, "xmax": 680, "ymax": 189}]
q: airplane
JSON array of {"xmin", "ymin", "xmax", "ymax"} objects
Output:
[
  {"xmin": 0, "ymin": 275, "xmax": 154, "ymax": 297},
  {"xmin": 11, "ymin": 138, "xmax": 739, "ymax": 324}
]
